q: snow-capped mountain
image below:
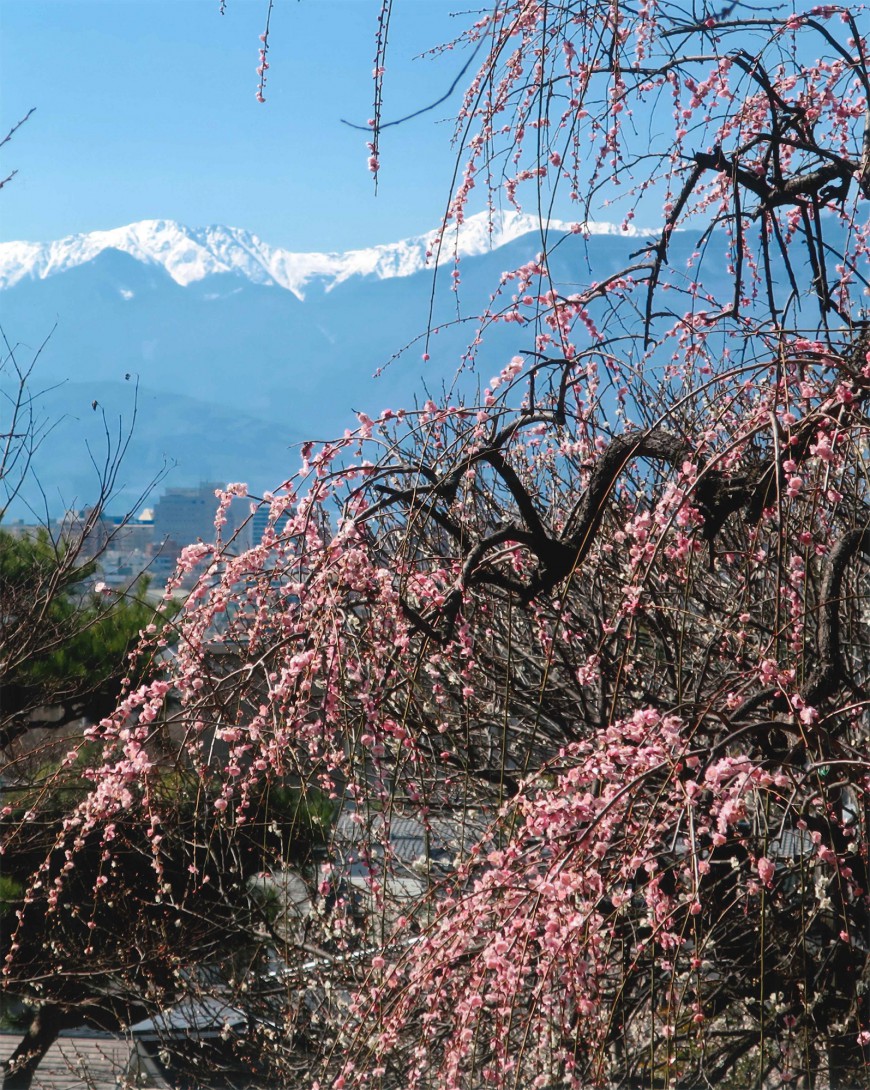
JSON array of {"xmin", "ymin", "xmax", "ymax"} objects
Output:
[
  {"xmin": 0, "ymin": 212, "xmax": 654, "ymax": 299},
  {"xmin": 1, "ymin": 212, "xmax": 683, "ymax": 517}
]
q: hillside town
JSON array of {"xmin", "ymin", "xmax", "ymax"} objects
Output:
[{"xmin": 4, "ymin": 483, "xmax": 258, "ymax": 593}]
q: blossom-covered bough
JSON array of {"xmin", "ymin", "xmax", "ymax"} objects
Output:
[{"xmin": 4, "ymin": 1, "xmax": 870, "ymax": 1087}]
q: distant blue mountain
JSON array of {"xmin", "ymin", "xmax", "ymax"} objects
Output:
[{"xmin": 0, "ymin": 215, "xmax": 750, "ymax": 517}]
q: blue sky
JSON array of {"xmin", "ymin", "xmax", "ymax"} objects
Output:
[{"xmin": 1, "ymin": 1, "xmax": 472, "ymax": 250}]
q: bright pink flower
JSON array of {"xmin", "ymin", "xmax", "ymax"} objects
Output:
[{"xmin": 757, "ymin": 857, "xmax": 775, "ymax": 887}]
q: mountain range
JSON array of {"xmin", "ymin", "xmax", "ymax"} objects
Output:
[
  {"xmin": 0, "ymin": 213, "xmax": 655, "ymax": 297},
  {"xmin": 0, "ymin": 211, "xmax": 690, "ymax": 519}
]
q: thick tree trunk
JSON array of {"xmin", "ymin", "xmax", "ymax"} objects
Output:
[{"xmin": 2, "ymin": 1004, "xmax": 72, "ymax": 1090}]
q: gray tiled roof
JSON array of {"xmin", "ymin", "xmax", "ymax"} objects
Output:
[
  {"xmin": 332, "ymin": 810, "xmax": 487, "ymax": 867},
  {"xmin": 0, "ymin": 1032, "xmax": 134, "ymax": 1090}
]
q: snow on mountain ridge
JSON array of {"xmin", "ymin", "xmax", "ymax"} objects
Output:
[{"xmin": 0, "ymin": 213, "xmax": 657, "ymax": 298}]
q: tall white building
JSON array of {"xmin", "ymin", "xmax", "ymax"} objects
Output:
[{"xmin": 152, "ymin": 483, "xmax": 252, "ymax": 573}]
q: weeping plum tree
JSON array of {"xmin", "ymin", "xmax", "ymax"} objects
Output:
[{"xmin": 5, "ymin": 1, "xmax": 870, "ymax": 1087}]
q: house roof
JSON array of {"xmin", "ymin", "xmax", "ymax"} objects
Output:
[
  {"xmin": 0, "ymin": 1031, "xmax": 133, "ymax": 1090},
  {"xmin": 128, "ymin": 996, "xmax": 248, "ymax": 1039},
  {"xmin": 332, "ymin": 810, "xmax": 487, "ymax": 868}
]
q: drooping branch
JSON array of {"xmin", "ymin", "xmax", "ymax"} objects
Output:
[
  {"xmin": 554, "ymin": 429, "xmax": 688, "ymax": 591},
  {"xmin": 805, "ymin": 527, "xmax": 870, "ymax": 705}
]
